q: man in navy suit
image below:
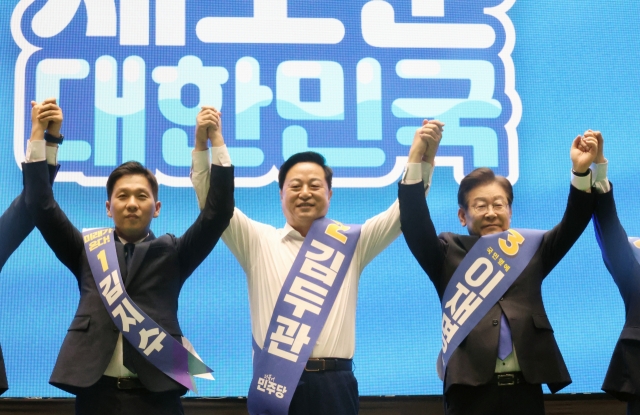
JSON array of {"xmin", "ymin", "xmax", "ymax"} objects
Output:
[
  {"xmin": 0, "ymin": 98, "xmax": 63, "ymax": 395},
  {"xmin": 23, "ymin": 107, "xmax": 234, "ymax": 415},
  {"xmin": 589, "ymin": 132, "xmax": 640, "ymax": 415},
  {"xmin": 398, "ymin": 123, "xmax": 599, "ymax": 415}
]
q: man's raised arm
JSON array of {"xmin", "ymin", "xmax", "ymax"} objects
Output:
[
  {"xmin": 589, "ymin": 132, "xmax": 637, "ymax": 297},
  {"xmin": 23, "ymin": 99, "xmax": 85, "ymax": 277},
  {"xmin": 177, "ymin": 107, "xmax": 235, "ymax": 278},
  {"xmin": 397, "ymin": 120, "xmax": 448, "ymax": 283},
  {"xmin": 0, "ymin": 99, "xmax": 60, "ymax": 270},
  {"xmin": 356, "ymin": 120, "xmax": 444, "ymax": 271},
  {"xmin": 537, "ymin": 131, "xmax": 599, "ymax": 272}
]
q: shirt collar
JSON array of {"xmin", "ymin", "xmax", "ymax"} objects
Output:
[
  {"xmin": 116, "ymin": 232, "xmax": 149, "ymax": 245},
  {"xmin": 281, "ymin": 222, "xmax": 304, "ymax": 241}
]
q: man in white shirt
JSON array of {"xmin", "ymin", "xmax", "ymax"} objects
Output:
[{"xmin": 191, "ymin": 109, "xmax": 444, "ymax": 415}]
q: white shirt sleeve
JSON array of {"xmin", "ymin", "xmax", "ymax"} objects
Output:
[
  {"xmin": 25, "ymin": 140, "xmax": 47, "ymax": 163},
  {"xmin": 210, "ymin": 145, "xmax": 232, "ymax": 167},
  {"xmin": 221, "ymin": 208, "xmax": 264, "ymax": 271},
  {"xmin": 571, "ymin": 170, "xmax": 593, "ymax": 193},
  {"xmin": 354, "ymin": 162, "xmax": 434, "ymax": 271},
  {"xmin": 190, "ymin": 145, "xmax": 232, "ymax": 210},
  {"xmin": 591, "ymin": 161, "xmax": 611, "ymax": 194},
  {"xmin": 45, "ymin": 145, "xmax": 58, "ymax": 166},
  {"xmin": 401, "ymin": 161, "xmax": 434, "ymax": 194}
]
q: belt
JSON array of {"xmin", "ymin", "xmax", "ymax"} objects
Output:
[
  {"xmin": 100, "ymin": 375, "xmax": 146, "ymax": 390},
  {"xmin": 304, "ymin": 358, "xmax": 353, "ymax": 372},
  {"xmin": 492, "ymin": 372, "xmax": 526, "ymax": 386}
]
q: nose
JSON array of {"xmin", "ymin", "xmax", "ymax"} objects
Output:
[
  {"xmin": 125, "ymin": 196, "xmax": 139, "ymax": 210},
  {"xmin": 484, "ymin": 206, "xmax": 498, "ymax": 217},
  {"xmin": 299, "ymin": 185, "xmax": 312, "ymax": 199}
]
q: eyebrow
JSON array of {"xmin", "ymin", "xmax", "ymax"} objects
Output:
[
  {"xmin": 471, "ymin": 197, "xmax": 507, "ymax": 206},
  {"xmin": 116, "ymin": 187, "xmax": 151, "ymax": 194}
]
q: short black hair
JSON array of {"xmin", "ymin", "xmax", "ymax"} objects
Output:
[
  {"xmin": 278, "ymin": 151, "xmax": 333, "ymax": 190},
  {"xmin": 457, "ymin": 167, "xmax": 513, "ymax": 209},
  {"xmin": 106, "ymin": 161, "xmax": 159, "ymax": 200}
]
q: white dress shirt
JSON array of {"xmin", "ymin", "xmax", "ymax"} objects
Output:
[{"xmin": 191, "ymin": 147, "xmax": 432, "ymax": 358}]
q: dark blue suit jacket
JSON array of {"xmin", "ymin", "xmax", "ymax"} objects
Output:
[
  {"xmin": 399, "ymin": 182, "xmax": 595, "ymax": 393},
  {"xmin": 0, "ymin": 163, "xmax": 59, "ymax": 395},
  {"xmin": 594, "ymin": 186, "xmax": 640, "ymax": 401},
  {"xmin": 23, "ymin": 160, "xmax": 234, "ymax": 395}
]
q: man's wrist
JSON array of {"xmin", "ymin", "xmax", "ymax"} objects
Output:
[
  {"xmin": 44, "ymin": 132, "xmax": 64, "ymax": 144},
  {"xmin": 194, "ymin": 141, "xmax": 208, "ymax": 151},
  {"xmin": 30, "ymin": 125, "xmax": 45, "ymax": 139},
  {"xmin": 408, "ymin": 147, "xmax": 426, "ymax": 163},
  {"xmin": 210, "ymin": 135, "xmax": 224, "ymax": 148},
  {"xmin": 46, "ymin": 127, "xmax": 61, "ymax": 138},
  {"xmin": 422, "ymin": 154, "xmax": 436, "ymax": 165}
]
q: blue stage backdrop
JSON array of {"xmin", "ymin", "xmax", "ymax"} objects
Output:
[{"xmin": 0, "ymin": 0, "xmax": 637, "ymax": 397}]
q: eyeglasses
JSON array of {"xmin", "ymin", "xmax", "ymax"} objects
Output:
[{"xmin": 470, "ymin": 202, "xmax": 508, "ymax": 214}]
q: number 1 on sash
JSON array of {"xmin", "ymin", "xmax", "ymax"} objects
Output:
[{"xmin": 97, "ymin": 249, "xmax": 109, "ymax": 272}]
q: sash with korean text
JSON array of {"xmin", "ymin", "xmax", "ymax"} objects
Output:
[
  {"xmin": 247, "ymin": 217, "xmax": 361, "ymax": 415},
  {"xmin": 82, "ymin": 228, "xmax": 212, "ymax": 391},
  {"xmin": 437, "ymin": 229, "xmax": 545, "ymax": 379}
]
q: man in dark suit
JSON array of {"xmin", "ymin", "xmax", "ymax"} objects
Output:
[
  {"xmin": 0, "ymin": 98, "xmax": 63, "ymax": 395},
  {"xmin": 589, "ymin": 132, "xmax": 640, "ymax": 414},
  {"xmin": 23, "ymin": 107, "xmax": 234, "ymax": 415},
  {"xmin": 398, "ymin": 123, "xmax": 599, "ymax": 415}
]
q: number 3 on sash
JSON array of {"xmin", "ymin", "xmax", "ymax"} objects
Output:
[
  {"xmin": 499, "ymin": 229, "xmax": 525, "ymax": 256},
  {"xmin": 97, "ymin": 249, "xmax": 109, "ymax": 272}
]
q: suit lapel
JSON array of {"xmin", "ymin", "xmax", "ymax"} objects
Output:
[
  {"xmin": 124, "ymin": 231, "xmax": 156, "ymax": 288},
  {"xmin": 458, "ymin": 235, "xmax": 480, "ymax": 254}
]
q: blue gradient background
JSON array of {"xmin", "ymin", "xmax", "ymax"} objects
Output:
[{"xmin": 0, "ymin": 0, "xmax": 637, "ymax": 397}]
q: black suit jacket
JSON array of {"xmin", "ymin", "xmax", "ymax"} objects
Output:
[
  {"xmin": 23, "ymin": 160, "xmax": 234, "ymax": 395},
  {"xmin": 0, "ymin": 163, "xmax": 59, "ymax": 395},
  {"xmin": 593, "ymin": 186, "xmax": 640, "ymax": 401},
  {"xmin": 398, "ymin": 182, "xmax": 595, "ymax": 393}
]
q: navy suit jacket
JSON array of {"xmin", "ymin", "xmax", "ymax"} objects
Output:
[
  {"xmin": 23, "ymin": 160, "xmax": 234, "ymax": 394},
  {"xmin": 0, "ymin": 163, "xmax": 58, "ymax": 395},
  {"xmin": 593, "ymin": 186, "xmax": 640, "ymax": 401},
  {"xmin": 398, "ymin": 182, "xmax": 595, "ymax": 393}
]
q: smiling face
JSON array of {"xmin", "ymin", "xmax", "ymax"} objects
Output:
[
  {"xmin": 106, "ymin": 174, "xmax": 161, "ymax": 242},
  {"xmin": 458, "ymin": 181, "xmax": 512, "ymax": 236},
  {"xmin": 280, "ymin": 162, "xmax": 332, "ymax": 236}
]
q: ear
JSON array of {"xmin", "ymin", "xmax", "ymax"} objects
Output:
[
  {"xmin": 153, "ymin": 201, "xmax": 162, "ymax": 218},
  {"xmin": 457, "ymin": 207, "xmax": 467, "ymax": 227},
  {"xmin": 106, "ymin": 201, "xmax": 112, "ymax": 218},
  {"xmin": 328, "ymin": 188, "xmax": 333, "ymax": 201},
  {"xmin": 280, "ymin": 188, "xmax": 284, "ymax": 201}
]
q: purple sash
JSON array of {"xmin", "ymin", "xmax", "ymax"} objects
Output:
[
  {"xmin": 247, "ymin": 218, "xmax": 361, "ymax": 415},
  {"xmin": 82, "ymin": 228, "xmax": 212, "ymax": 391},
  {"xmin": 437, "ymin": 229, "xmax": 545, "ymax": 379}
]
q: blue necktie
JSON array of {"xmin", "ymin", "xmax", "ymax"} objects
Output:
[{"xmin": 498, "ymin": 313, "xmax": 513, "ymax": 360}]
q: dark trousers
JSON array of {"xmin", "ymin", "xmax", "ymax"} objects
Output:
[
  {"xmin": 628, "ymin": 399, "xmax": 640, "ymax": 415},
  {"xmin": 75, "ymin": 376, "xmax": 184, "ymax": 415},
  {"xmin": 444, "ymin": 382, "xmax": 545, "ymax": 415},
  {"xmin": 288, "ymin": 370, "xmax": 359, "ymax": 415}
]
